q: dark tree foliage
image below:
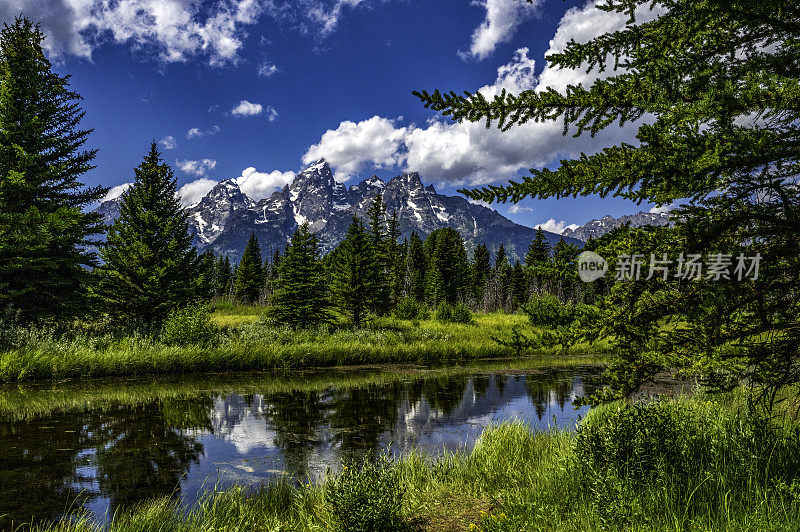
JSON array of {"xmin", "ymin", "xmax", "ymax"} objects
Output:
[
  {"xmin": 424, "ymin": 227, "xmax": 469, "ymax": 305},
  {"xmin": 195, "ymin": 250, "xmax": 216, "ymax": 302},
  {"xmin": 0, "ymin": 17, "xmax": 106, "ymax": 322},
  {"xmin": 416, "ymin": 0, "xmax": 800, "ymax": 406},
  {"xmin": 365, "ymin": 193, "xmax": 392, "ymax": 315},
  {"xmin": 331, "ymin": 217, "xmax": 378, "ymax": 327},
  {"xmin": 214, "ymin": 255, "xmax": 232, "ymax": 299},
  {"xmin": 405, "ymin": 231, "xmax": 427, "ymax": 302},
  {"xmin": 494, "ymin": 244, "xmax": 507, "ymax": 270},
  {"xmin": 268, "ymin": 223, "xmax": 331, "ymax": 328},
  {"xmin": 471, "ymin": 242, "xmax": 491, "ymax": 301},
  {"xmin": 525, "ymin": 228, "xmax": 551, "ymax": 267},
  {"xmin": 234, "ymin": 233, "xmax": 263, "ymax": 304},
  {"xmin": 95, "ymin": 144, "xmax": 200, "ymax": 331}
]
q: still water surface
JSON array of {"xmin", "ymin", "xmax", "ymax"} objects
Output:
[{"xmin": 0, "ymin": 364, "xmax": 600, "ymax": 527}]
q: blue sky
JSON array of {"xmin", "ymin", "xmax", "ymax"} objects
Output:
[{"xmin": 3, "ymin": 0, "xmax": 664, "ymax": 232}]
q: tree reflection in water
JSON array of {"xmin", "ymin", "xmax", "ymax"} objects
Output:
[{"xmin": 0, "ymin": 366, "xmax": 596, "ymax": 527}]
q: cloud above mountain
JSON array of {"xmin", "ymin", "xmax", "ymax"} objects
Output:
[
  {"xmin": 235, "ymin": 167, "xmax": 295, "ymax": 200},
  {"xmin": 302, "ymin": 1, "xmax": 661, "ymax": 187},
  {"xmin": 460, "ymin": 0, "xmax": 541, "ymax": 61},
  {"xmin": 535, "ymin": 219, "xmax": 579, "ymax": 235},
  {"xmin": 178, "ymin": 178, "xmax": 218, "ymax": 206},
  {"xmin": 177, "ymin": 159, "xmax": 217, "ymax": 176}
]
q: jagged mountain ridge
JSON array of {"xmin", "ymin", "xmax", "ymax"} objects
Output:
[
  {"xmin": 95, "ymin": 159, "xmax": 580, "ymax": 262},
  {"xmin": 561, "ymin": 211, "xmax": 671, "ymax": 242}
]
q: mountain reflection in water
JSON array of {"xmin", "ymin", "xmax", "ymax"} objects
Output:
[{"xmin": 0, "ymin": 367, "xmax": 599, "ymax": 527}]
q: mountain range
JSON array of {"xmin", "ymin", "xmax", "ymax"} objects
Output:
[
  {"xmin": 95, "ymin": 159, "xmax": 579, "ymax": 262},
  {"xmin": 93, "ymin": 159, "xmax": 671, "ymax": 262},
  {"xmin": 562, "ymin": 211, "xmax": 671, "ymax": 242}
]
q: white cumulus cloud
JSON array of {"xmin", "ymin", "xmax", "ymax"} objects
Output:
[
  {"xmin": 159, "ymin": 136, "xmax": 177, "ymax": 150},
  {"xmin": 507, "ymin": 204, "xmax": 532, "ymax": 214},
  {"xmin": 177, "ymin": 159, "xmax": 217, "ymax": 176},
  {"xmin": 303, "ymin": 116, "xmax": 409, "ymax": 182},
  {"xmin": 303, "ymin": 43, "xmax": 640, "ymax": 185},
  {"xmin": 177, "ymin": 178, "xmax": 218, "ymax": 207},
  {"xmin": 535, "ymin": 219, "xmax": 579, "ymax": 235},
  {"xmin": 649, "ymin": 204, "xmax": 672, "ymax": 214},
  {"xmin": 235, "ymin": 167, "xmax": 296, "ymax": 200},
  {"xmin": 2, "ymin": 0, "xmax": 266, "ymax": 66},
  {"xmin": 102, "ymin": 183, "xmax": 132, "ymax": 203},
  {"xmin": 186, "ymin": 125, "xmax": 221, "ymax": 138},
  {"xmin": 257, "ymin": 61, "xmax": 279, "ymax": 77},
  {"xmin": 461, "ymin": 0, "xmax": 541, "ymax": 60},
  {"xmin": 230, "ymin": 100, "xmax": 271, "ymax": 117}
]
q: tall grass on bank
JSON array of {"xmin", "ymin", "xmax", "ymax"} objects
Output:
[
  {"xmin": 34, "ymin": 391, "xmax": 800, "ymax": 531},
  {"xmin": 0, "ymin": 312, "xmax": 605, "ymax": 383}
]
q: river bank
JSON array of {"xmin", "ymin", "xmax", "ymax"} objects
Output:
[
  {"xmin": 30, "ymin": 390, "xmax": 800, "ymax": 532},
  {"xmin": 0, "ymin": 310, "xmax": 607, "ymax": 383}
]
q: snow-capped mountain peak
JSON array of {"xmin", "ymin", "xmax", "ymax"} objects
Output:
[{"xmin": 94, "ymin": 159, "xmax": 581, "ymax": 261}]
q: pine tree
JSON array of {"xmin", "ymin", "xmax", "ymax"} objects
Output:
[
  {"xmin": 0, "ymin": 17, "xmax": 106, "ymax": 322},
  {"xmin": 234, "ymin": 233, "xmax": 263, "ymax": 304},
  {"xmin": 424, "ymin": 228, "xmax": 469, "ymax": 305},
  {"xmin": 491, "ymin": 244, "xmax": 512, "ymax": 310},
  {"xmin": 214, "ymin": 255, "xmax": 232, "ymax": 299},
  {"xmin": 95, "ymin": 144, "xmax": 200, "ymax": 331},
  {"xmin": 195, "ymin": 250, "xmax": 216, "ymax": 301},
  {"xmin": 405, "ymin": 231, "xmax": 427, "ymax": 302},
  {"xmin": 268, "ymin": 223, "xmax": 330, "ymax": 328},
  {"xmin": 494, "ymin": 244, "xmax": 507, "ymax": 270},
  {"xmin": 331, "ymin": 217, "xmax": 377, "ymax": 327},
  {"xmin": 416, "ymin": 0, "xmax": 800, "ymax": 402},
  {"xmin": 365, "ymin": 193, "xmax": 391, "ymax": 315},
  {"xmin": 386, "ymin": 211, "xmax": 404, "ymax": 307},
  {"xmin": 511, "ymin": 261, "xmax": 527, "ymax": 308},
  {"xmin": 471, "ymin": 243, "xmax": 491, "ymax": 301},
  {"xmin": 525, "ymin": 228, "xmax": 551, "ymax": 267}
]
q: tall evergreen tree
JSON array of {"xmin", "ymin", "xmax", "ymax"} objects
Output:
[
  {"xmin": 234, "ymin": 233, "xmax": 263, "ymax": 304},
  {"xmin": 416, "ymin": 0, "xmax": 800, "ymax": 403},
  {"xmin": 525, "ymin": 228, "xmax": 551, "ymax": 268},
  {"xmin": 386, "ymin": 211, "xmax": 404, "ymax": 306},
  {"xmin": 365, "ymin": 193, "xmax": 391, "ymax": 315},
  {"xmin": 214, "ymin": 255, "xmax": 232, "ymax": 299},
  {"xmin": 405, "ymin": 231, "xmax": 427, "ymax": 302},
  {"xmin": 195, "ymin": 250, "xmax": 216, "ymax": 301},
  {"xmin": 0, "ymin": 17, "xmax": 106, "ymax": 321},
  {"xmin": 471, "ymin": 243, "xmax": 491, "ymax": 301},
  {"xmin": 494, "ymin": 244, "xmax": 508, "ymax": 270},
  {"xmin": 424, "ymin": 228, "xmax": 469, "ymax": 305},
  {"xmin": 95, "ymin": 144, "xmax": 199, "ymax": 331},
  {"xmin": 268, "ymin": 223, "xmax": 331, "ymax": 328},
  {"xmin": 331, "ymin": 217, "xmax": 377, "ymax": 327}
]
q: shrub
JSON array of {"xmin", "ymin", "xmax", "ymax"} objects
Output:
[
  {"xmin": 160, "ymin": 303, "xmax": 218, "ymax": 346},
  {"xmin": 575, "ymin": 400, "xmax": 702, "ymax": 487},
  {"xmin": 325, "ymin": 457, "xmax": 406, "ymax": 532},
  {"xmin": 395, "ymin": 297, "xmax": 420, "ymax": 320},
  {"xmin": 434, "ymin": 302, "xmax": 453, "ymax": 322},
  {"xmin": 451, "ymin": 303, "xmax": 473, "ymax": 324},
  {"xmin": 524, "ymin": 294, "xmax": 572, "ymax": 326}
]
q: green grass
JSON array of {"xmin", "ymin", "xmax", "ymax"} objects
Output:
[
  {"xmin": 32, "ymin": 390, "xmax": 800, "ymax": 531},
  {"xmin": 0, "ymin": 308, "xmax": 608, "ymax": 383}
]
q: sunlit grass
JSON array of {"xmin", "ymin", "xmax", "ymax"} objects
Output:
[{"xmin": 0, "ymin": 308, "xmax": 608, "ymax": 383}]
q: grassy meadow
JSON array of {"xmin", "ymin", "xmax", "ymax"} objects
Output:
[
  {"xmin": 0, "ymin": 305, "xmax": 608, "ymax": 383},
  {"xmin": 32, "ymin": 390, "xmax": 800, "ymax": 532}
]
